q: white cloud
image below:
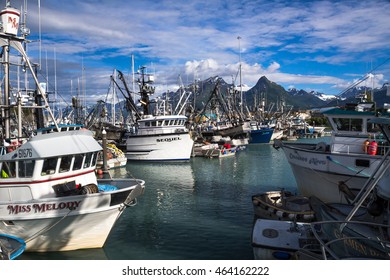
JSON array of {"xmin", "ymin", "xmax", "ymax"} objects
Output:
[{"xmin": 9, "ymin": 0, "xmax": 390, "ymax": 102}]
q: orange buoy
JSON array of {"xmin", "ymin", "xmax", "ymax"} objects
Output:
[
  {"xmin": 97, "ymin": 169, "xmax": 103, "ymax": 175},
  {"xmin": 363, "ymin": 140, "xmax": 370, "ymax": 153},
  {"xmin": 368, "ymin": 141, "xmax": 378, "ymax": 155}
]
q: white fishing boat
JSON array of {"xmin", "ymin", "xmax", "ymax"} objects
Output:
[
  {"xmin": 124, "ymin": 114, "xmax": 194, "ymax": 161},
  {"xmin": 0, "ymin": 7, "xmax": 145, "ymax": 252},
  {"xmin": 115, "ymin": 67, "xmax": 194, "ymax": 161},
  {"xmin": 298, "ymin": 117, "xmax": 390, "ymax": 260},
  {"xmin": 0, "ymin": 127, "xmax": 145, "ymax": 252},
  {"xmin": 274, "ymin": 104, "xmax": 390, "ymax": 203}
]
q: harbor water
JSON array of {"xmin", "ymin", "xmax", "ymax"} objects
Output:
[{"xmin": 20, "ymin": 141, "xmax": 319, "ymax": 260}]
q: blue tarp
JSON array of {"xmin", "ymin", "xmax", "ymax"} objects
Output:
[{"xmin": 98, "ymin": 184, "xmax": 118, "ymax": 192}]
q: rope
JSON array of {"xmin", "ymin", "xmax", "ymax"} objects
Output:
[
  {"xmin": 326, "ymin": 155, "xmax": 370, "ymax": 178},
  {"xmin": 253, "ymin": 196, "xmax": 314, "ymax": 216}
]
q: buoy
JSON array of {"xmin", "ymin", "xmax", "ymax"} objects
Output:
[
  {"xmin": 97, "ymin": 169, "xmax": 103, "ymax": 175},
  {"xmin": 368, "ymin": 141, "xmax": 378, "ymax": 155},
  {"xmin": 363, "ymin": 139, "xmax": 370, "ymax": 153}
]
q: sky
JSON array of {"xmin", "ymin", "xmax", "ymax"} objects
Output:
[{"xmin": 6, "ymin": 0, "xmax": 390, "ymax": 106}]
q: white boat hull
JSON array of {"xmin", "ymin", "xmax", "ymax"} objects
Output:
[
  {"xmin": 125, "ymin": 132, "xmax": 194, "ymax": 161},
  {"xmin": 0, "ymin": 180, "xmax": 144, "ymax": 252},
  {"xmin": 281, "ymin": 143, "xmax": 385, "ymax": 203}
]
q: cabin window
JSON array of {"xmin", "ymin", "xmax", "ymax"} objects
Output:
[
  {"xmin": 73, "ymin": 154, "xmax": 84, "ymax": 170},
  {"xmin": 91, "ymin": 152, "xmax": 98, "ymax": 167},
  {"xmin": 333, "ymin": 118, "xmax": 362, "ymax": 132},
  {"xmin": 1, "ymin": 161, "xmax": 16, "ymax": 178},
  {"xmin": 84, "ymin": 152, "xmax": 93, "ymax": 168},
  {"xmin": 59, "ymin": 155, "xmax": 72, "ymax": 173},
  {"xmin": 145, "ymin": 122, "xmax": 150, "ymax": 127},
  {"xmin": 42, "ymin": 157, "xmax": 57, "ymax": 175},
  {"xmin": 166, "ymin": 120, "xmax": 171, "ymax": 126},
  {"xmin": 18, "ymin": 160, "xmax": 35, "ymax": 178},
  {"xmin": 367, "ymin": 121, "xmax": 381, "ymax": 133}
]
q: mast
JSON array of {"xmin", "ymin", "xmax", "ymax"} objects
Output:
[
  {"xmin": 112, "ymin": 69, "xmax": 116, "ymax": 125},
  {"xmin": 138, "ymin": 66, "xmax": 155, "ymax": 116},
  {"xmin": 131, "ymin": 54, "xmax": 135, "ymax": 102},
  {"xmin": 237, "ymin": 36, "xmax": 243, "ymax": 115},
  {"xmin": 0, "ymin": 2, "xmax": 59, "ymax": 135}
]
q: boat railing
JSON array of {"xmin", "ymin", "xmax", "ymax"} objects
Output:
[
  {"xmin": 331, "ymin": 136, "xmax": 389, "ymax": 155},
  {"xmin": 35, "ymin": 124, "xmax": 84, "ymax": 135},
  {"xmin": 306, "ymin": 220, "xmax": 390, "ymax": 260}
]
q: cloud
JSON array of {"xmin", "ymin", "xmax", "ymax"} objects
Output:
[{"xmin": 8, "ymin": 0, "xmax": 390, "ymax": 104}]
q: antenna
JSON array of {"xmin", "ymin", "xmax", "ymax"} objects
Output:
[
  {"xmin": 38, "ymin": 0, "xmax": 41, "ymax": 69},
  {"xmin": 237, "ymin": 36, "xmax": 243, "ymax": 114}
]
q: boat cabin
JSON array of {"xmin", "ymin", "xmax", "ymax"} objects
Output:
[
  {"xmin": 129, "ymin": 115, "xmax": 189, "ymax": 135},
  {"xmin": 323, "ymin": 107, "xmax": 389, "ymax": 155},
  {"xmin": 0, "ymin": 129, "xmax": 102, "ymax": 200}
]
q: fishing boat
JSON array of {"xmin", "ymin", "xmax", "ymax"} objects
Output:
[
  {"xmin": 274, "ymin": 104, "xmax": 390, "ymax": 203},
  {"xmin": 0, "ymin": 8, "xmax": 145, "ymax": 252},
  {"xmin": 114, "ymin": 67, "xmax": 194, "ymax": 161},
  {"xmin": 0, "ymin": 126, "xmax": 145, "ymax": 253},
  {"xmin": 195, "ymin": 78, "xmax": 251, "ymax": 148},
  {"xmin": 297, "ymin": 117, "xmax": 390, "ymax": 260},
  {"xmin": 251, "ymin": 190, "xmax": 315, "ymax": 222},
  {"xmin": 124, "ymin": 114, "xmax": 194, "ymax": 161},
  {"xmin": 0, "ymin": 234, "xmax": 26, "ymax": 260},
  {"xmin": 248, "ymin": 121, "xmax": 274, "ymax": 144}
]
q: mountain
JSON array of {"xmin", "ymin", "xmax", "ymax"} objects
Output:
[
  {"xmin": 244, "ymin": 76, "xmax": 329, "ymax": 110},
  {"xmin": 107, "ymin": 76, "xmax": 390, "ymax": 117},
  {"xmin": 326, "ymin": 83, "xmax": 390, "ymax": 109}
]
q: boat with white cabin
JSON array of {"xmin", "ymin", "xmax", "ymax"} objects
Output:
[
  {"xmin": 117, "ymin": 67, "xmax": 194, "ymax": 161},
  {"xmin": 0, "ymin": 6, "xmax": 145, "ymax": 252},
  {"xmin": 274, "ymin": 103, "xmax": 390, "ymax": 203}
]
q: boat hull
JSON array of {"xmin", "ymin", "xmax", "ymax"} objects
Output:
[
  {"xmin": 0, "ymin": 180, "xmax": 144, "ymax": 252},
  {"xmin": 125, "ymin": 132, "xmax": 194, "ymax": 161},
  {"xmin": 281, "ymin": 143, "xmax": 385, "ymax": 203},
  {"xmin": 311, "ymin": 198, "xmax": 390, "ymax": 259},
  {"xmin": 249, "ymin": 128, "xmax": 274, "ymax": 144}
]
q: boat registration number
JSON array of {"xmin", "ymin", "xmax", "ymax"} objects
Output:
[{"xmin": 18, "ymin": 148, "xmax": 33, "ymax": 158}]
